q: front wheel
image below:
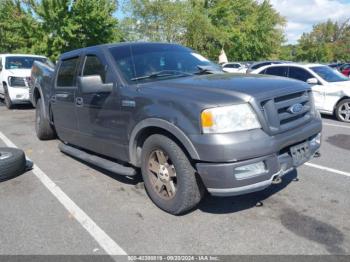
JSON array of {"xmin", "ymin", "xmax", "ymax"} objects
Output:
[
  {"xmin": 141, "ymin": 134, "xmax": 204, "ymax": 215},
  {"xmin": 335, "ymin": 99, "xmax": 350, "ymax": 122},
  {"xmin": 3, "ymin": 84, "xmax": 13, "ymax": 109}
]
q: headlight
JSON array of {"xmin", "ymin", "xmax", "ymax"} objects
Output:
[
  {"xmin": 8, "ymin": 76, "xmax": 26, "ymax": 87},
  {"xmin": 201, "ymin": 104, "xmax": 261, "ymax": 134}
]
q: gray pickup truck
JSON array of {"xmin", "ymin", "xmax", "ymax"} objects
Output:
[{"xmin": 31, "ymin": 42, "xmax": 322, "ymax": 215}]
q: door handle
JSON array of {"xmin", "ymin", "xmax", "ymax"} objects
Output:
[
  {"xmin": 51, "ymin": 96, "xmax": 56, "ymax": 103},
  {"xmin": 75, "ymin": 97, "xmax": 83, "ymax": 106}
]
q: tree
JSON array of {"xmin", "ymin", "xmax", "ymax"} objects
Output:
[
  {"xmin": 26, "ymin": 0, "xmax": 122, "ymax": 60},
  {"xmin": 207, "ymin": 0, "xmax": 285, "ymax": 61},
  {"xmin": 121, "ymin": 0, "xmax": 285, "ymax": 61},
  {"xmin": 183, "ymin": 0, "xmax": 221, "ymax": 60},
  {"xmin": 0, "ymin": 0, "xmax": 37, "ymax": 54},
  {"xmin": 121, "ymin": 0, "xmax": 188, "ymax": 43},
  {"xmin": 295, "ymin": 19, "xmax": 350, "ymax": 62},
  {"xmin": 0, "ymin": 0, "xmax": 123, "ymax": 60}
]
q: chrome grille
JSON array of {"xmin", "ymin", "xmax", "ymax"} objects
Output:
[
  {"xmin": 261, "ymin": 91, "xmax": 313, "ymax": 133},
  {"xmin": 9, "ymin": 77, "xmax": 26, "ymax": 87}
]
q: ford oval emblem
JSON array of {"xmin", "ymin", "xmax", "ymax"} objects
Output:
[{"xmin": 288, "ymin": 103, "xmax": 303, "ymax": 114}]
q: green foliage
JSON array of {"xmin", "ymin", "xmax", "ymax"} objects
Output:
[
  {"xmin": 121, "ymin": 0, "xmax": 285, "ymax": 61},
  {"xmin": 207, "ymin": 0, "xmax": 285, "ymax": 61},
  {"xmin": 295, "ymin": 19, "xmax": 350, "ymax": 62},
  {"xmin": 0, "ymin": 0, "xmax": 37, "ymax": 54},
  {"xmin": 0, "ymin": 0, "xmax": 122, "ymax": 60},
  {"xmin": 279, "ymin": 45, "xmax": 297, "ymax": 61},
  {"xmin": 121, "ymin": 0, "xmax": 188, "ymax": 43}
]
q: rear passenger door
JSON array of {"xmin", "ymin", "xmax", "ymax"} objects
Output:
[
  {"xmin": 288, "ymin": 66, "xmax": 325, "ymax": 109},
  {"xmin": 264, "ymin": 66, "xmax": 288, "ymax": 77},
  {"xmin": 51, "ymin": 56, "xmax": 80, "ymax": 144}
]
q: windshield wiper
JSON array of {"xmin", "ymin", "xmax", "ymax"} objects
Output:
[
  {"xmin": 131, "ymin": 70, "xmax": 192, "ymax": 81},
  {"xmin": 195, "ymin": 65, "xmax": 224, "ymax": 75}
]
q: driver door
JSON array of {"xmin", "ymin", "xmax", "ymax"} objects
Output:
[{"xmin": 75, "ymin": 52, "xmax": 125, "ymax": 160}]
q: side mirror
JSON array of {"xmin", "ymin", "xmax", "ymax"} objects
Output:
[
  {"xmin": 306, "ymin": 78, "xmax": 319, "ymax": 85},
  {"xmin": 78, "ymin": 75, "xmax": 113, "ymax": 94}
]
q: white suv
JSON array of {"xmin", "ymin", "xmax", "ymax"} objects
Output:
[
  {"xmin": 0, "ymin": 54, "xmax": 49, "ymax": 109},
  {"xmin": 252, "ymin": 63, "xmax": 350, "ymax": 122},
  {"xmin": 221, "ymin": 62, "xmax": 246, "ymax": 73}
]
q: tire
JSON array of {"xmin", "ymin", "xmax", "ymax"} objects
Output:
[
  {"xmin": 35, "ymin": 98, "xmax": 56, "ymax": 140},
  {"xmin": 141, "ymin": 134, "xmax": 204, "ymax": 215},
  {"xmin": 0, "ymin": 147, "xmax": 26, "ymax": 182},
  {"xmin": 3, "ymin": 84, "xmax": 13, "ymax": 109},
  {"xmin": 335, "ymin": 98, "xmax": 350, "ymax": 123}
]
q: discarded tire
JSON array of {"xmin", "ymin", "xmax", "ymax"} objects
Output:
[{"xmin": 0, "ymin": 147, "xmax": 26, "ymax": 182}]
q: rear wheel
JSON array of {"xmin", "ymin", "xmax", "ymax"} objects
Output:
[
  {"xmin": 35, "ymin": 98, "xmax": 56, "ymax": 140},
  {"xmin": 335, "ymin": 99, "xmax": 350, "ymax": 122},
  {"xmin": 141, "ymin": 134, "xmax": 204, "ymax": 215}
]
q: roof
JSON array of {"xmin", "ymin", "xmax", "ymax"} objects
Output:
[{"xmin": 60, "ymin": 42, "xmax": 190, "ymax": 60}]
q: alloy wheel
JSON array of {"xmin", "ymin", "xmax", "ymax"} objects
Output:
[
  {"xmin": 338, "ymin": 102, "xmax": 350, "ymax": 122},
  {"xmin": 147, "ymin": 149, "xmax": 177, "ymax": 200}
]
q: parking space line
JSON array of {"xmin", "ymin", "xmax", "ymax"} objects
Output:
[
  {"xmin": 0, "ymin": 131, "xmax": 127, "ymax": 256},
  {"xmin": 305, "ymin": 162, "xmax": 350, "ymax": 177},
  {"xmin": 323, "ymin": 122, "xmax": 350, "ymax": 129}
]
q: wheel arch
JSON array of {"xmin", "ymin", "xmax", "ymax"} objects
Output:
[{"xmin": 129, "ymin": 118, "xmax": 200, "ymax": 167}]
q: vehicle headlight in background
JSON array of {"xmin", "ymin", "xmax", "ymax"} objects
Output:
[
  {"xmin": 8, "ymin": 76, "xmax": 26, "ymax": 87},
  {"xmin": 201, "ymin": 104, "xmax": 261, "ymax": 134}
]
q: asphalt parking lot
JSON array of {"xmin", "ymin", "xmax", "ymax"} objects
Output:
[{"xmin": 0, "ymin": 101, "xmax": 349, "ymax": 257}]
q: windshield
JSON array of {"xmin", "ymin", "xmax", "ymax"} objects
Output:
[
  {"xmin": 109, "ymin": 44, "xmax": 220, "ymax": 83},
  {"xmin": 310, "ymin": 66, "xmax": 349, "ymax": 82},
  {"xmin": 5, "ymin": 56, "xmax": 48, "ymax": 70}
]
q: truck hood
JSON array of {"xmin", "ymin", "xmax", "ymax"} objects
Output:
[
  {"xmin": 140, "ymin": 74, "xmax": 309, "ymax": 103},
  {"xmin": 5, "ymin": 69, "xmax": 31, "ymax": 77}
]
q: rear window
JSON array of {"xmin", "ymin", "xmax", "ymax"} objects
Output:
[{"xmin": 57, "ymin": 57, "xmax": 79, "ymax": 87}]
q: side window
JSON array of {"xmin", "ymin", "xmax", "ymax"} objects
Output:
[
  {"xmin": 288, "ymin": 67, "xmax": 313, "ymax": 82},
  {"xmin": 57, "ymin": 57, "xmax": 79, "ymax": 87},
  {"xmin": 265, "ymin": 66, "xmax": 287, "ymax": 77},
  {"xmin": 82, "ymin": 55, "xmax": 106, "ymax": 83}
]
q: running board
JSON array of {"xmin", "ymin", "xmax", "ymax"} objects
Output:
[{"xmin": 59, "ymin": 143, "xmax": 137, "ymax": 177}]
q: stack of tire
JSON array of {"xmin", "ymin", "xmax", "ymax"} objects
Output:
[{"xmin": 0, "ymin": 148, "xmax": 27, "ymax": 182}]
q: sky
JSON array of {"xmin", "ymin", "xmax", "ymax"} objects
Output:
[{"xmin": 270, "ymin": 0, "xmax": 350, "ymax": 44}]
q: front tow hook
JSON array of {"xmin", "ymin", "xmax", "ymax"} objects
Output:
[{"xmin": 272, "ymin": 175, "xmax": 282, "ymax": 185}]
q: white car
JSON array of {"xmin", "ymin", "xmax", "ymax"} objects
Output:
[
  {"xmin": 252, "ymin": 63, "xmax": 350, "ymax": 122},
  {"xmin": 222, "ymin": 62, "xmax": 246, "ymax": 73},
  {"xmin": 0, "ymin": 54, "xmax": 49, "ymax": 109}
]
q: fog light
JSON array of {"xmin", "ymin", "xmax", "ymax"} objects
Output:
[
  {"xmin": 235, "ymin": 161, "xmax": 266, "ymax": 179},
  {"xmin": 310, "ymin": 133, "xmax": 321, "ymax": 147}
]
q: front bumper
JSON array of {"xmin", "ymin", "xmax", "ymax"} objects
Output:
[
  {"xmin": 8, "ymin": 87, "xmax": 31, "ymax": 104},
  {"xmin": 195, "ymin": 125, "xmax": 321, "ymax": 197}
]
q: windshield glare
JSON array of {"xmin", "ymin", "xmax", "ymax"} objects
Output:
[
  {"xmin": 5, "ymin": 56, "xmax": 47, "ymax": 70},
  {"xmin": 310, "ymin": 66, "xmax": 349, "ymax": 82},
  {"xmin": 109, "ymin": 44, "xmax": 220, "ymax": 82}
]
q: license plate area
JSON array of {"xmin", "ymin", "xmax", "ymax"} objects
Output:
[{"xmin": 290, "ymin": 141, "xmax": 310, "ymax": 166}]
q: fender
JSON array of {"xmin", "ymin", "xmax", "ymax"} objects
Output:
[
  {"xmin": 129, "ymin": 118, "xmax": 200, "ymax": 166},
  {"xmin": 33, "ymin": 84, "xmax": 47, "ymax": 118}
]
